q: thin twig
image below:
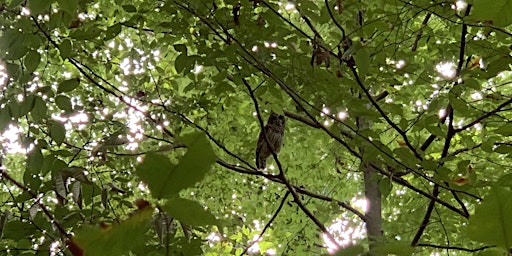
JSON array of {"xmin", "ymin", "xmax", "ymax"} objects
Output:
[
  {"xmin": 0, "ymin": 169, "xmax": 71, "ymax": 239},
  {"xmin": 239, "ymin": 191, "xmax": 290, "ymax": 255}
]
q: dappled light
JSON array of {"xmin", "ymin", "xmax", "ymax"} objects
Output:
[{"xmin": 1, "ymin": 0, "xmax": 512, "ymax": 255}]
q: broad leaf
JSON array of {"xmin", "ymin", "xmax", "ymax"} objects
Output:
[
  {"xmin": 136, "ymin": 132, "xmax": 215, "ymax": 199},
  {"xmin": 467, "ymin": 187, "xmax": 512, "ymax": 249},
  {"xmin": 57, "ymin": 78, "xmax": 80, "ymax": 93},
  {"xmin": 73, "ymin": 207, "xmax": 153, "ymax": 255},
  {"xmin": 163, "ymin": 197, "xmax": 217, "ymax": 227}
]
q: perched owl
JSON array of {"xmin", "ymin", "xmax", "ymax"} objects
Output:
[{"xmin": 256, "ymin": 112, "xmax": 285, "ymax": 169}]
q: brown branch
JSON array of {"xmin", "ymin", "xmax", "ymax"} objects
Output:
[
  {"xmin": 411, "ymin": 184, "xmax": 439, "ymax": 246},
  {"xmin": 417, "ymin": 243, "xmax": 492, "ymax": 252},
  {"xmin": 216, "ymin": 159, "xmax": 367, "ymax": 221},
  {"xmin": 454, "ymin": 97, "xmax": 512, "ymax": 133},
  {"xmin": 370, "ymin": 163, "xmax": 468, "ymax": 218},
  {"xmin": 349, "ymin": 66, "xmax": 422, "ymax": 160},
  {"xmin": 0, "ymin": 169, "xmax": 71, "ymax": 239},
  {"xmin": 411, "ymin": 13, "xmax": 431, "ymax": 52},
  {"xmin": 324, "ymin": 0, "xmax": 346, "ymax": 39},
  {"xmin": 242, "ymin": 78, "xmax": 341, "ymax": 249}
]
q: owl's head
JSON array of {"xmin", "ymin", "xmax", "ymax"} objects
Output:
[{"xmin": 268, "ymin": 112, "xmax": 285, "ymax": 127}]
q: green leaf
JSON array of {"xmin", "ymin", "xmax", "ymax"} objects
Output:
[
  {"xmin": 354, "ymin": 46, "xmax": 370, "ymax": 75},
  {"xmin": 59, "ymin": 39, "xmax": 72, "ymax": 59},
  {"xmin": 27, "ymin": 0, "xmax": 52, "ymax": 15},
  {"xmin": 73, "ymin": 207, "xmax": 153, "ymax": 255},
  {"xmin": 467, "ymin": 187, "xmax": 512, "ymax": 249},
  {"xmin": 471, "ymin": 0, "xmax": 512, "ymax": 27},
  {"xmin": 70, "ymin": 27, "xmax": 103, "ymax": 40},
  {"xmin": 19, "ymin": 95, "xmax": 35, "ymax": 117},
  {"xmin": 163, "ymin": 197, "xmax": 217, "ymax": 226},
  {"xmin": 31, "ymin": 96, "xmax": 48, "ymax": 121},
  {"xmin": 378, "ymin": 178, "xmax": 392, "ymax": 199},
  {"xmin": 57, "ymin": 78, "xmax": 80, "ymax": 93},
  {"xmin": 371, "ymin": 241, "xmax": 416, "ymax": 256},
  {"xmin": 495, "ymin": 124, "xmax": 512, "ymax": 136},
  {"xmin": 26, "ymin": 146, "xmax": 44, "ymax": 171},
  {"xmin": 8, "ymin": 0, "xmax": 24, "ymax": 8},
  {"xmin": 105, "ymin": 23, "xmax": 122, "ymax": 40},
  {"xmin": 50, "ymin": 121, "xmax": 66, "ymax": 145},
  {"xmin": 449, "ymin": 94, "xmax": 469, "ymax": 114},
  {"xmin": 173, "ymin": 44, "xmax": 187, "ymax": 54},
  {"xmin": 8, "ymin": 101, "xmax": 20, "ymax": 119},
  {"xmin": 55, "ymin": 95, "xmax": 73, "ymax": 111},
  {"xmin": 61, "ymin": 167, "xmax": 91, "ymax": 184},
  {"xmin": 136, "ymin": 132, "xmax": 216, "ymax": 199},
  {"xmin": 174, "ymin": 53, "xmax": 189, "ymax": 73},
  {"xmin": 332, "ymin": 244, "xmax": 365, "ymax": 256},
  {"xmin": 57, "ymin": 0, "xmax": 78, "ymax": 16},
  {"xmin": 24, "ymin": 51, "xmax": 41, "ymax": 74},
  {"xmin": 0, "ymin": 107, "xmax": 11, "ymax": 132},
  {"xmin": 122, "ymin": 5, "xmax": 137, "ymax": 12}
]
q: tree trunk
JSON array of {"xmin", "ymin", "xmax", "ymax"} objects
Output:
[{"xmin": 362, "ymin": 162, "xmax": 382, "ymax": 248}]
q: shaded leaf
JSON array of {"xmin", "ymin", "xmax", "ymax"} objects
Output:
[
  {"xmin": 105, "ymin": 23, "xmax": 122, "ymax": 40},
  {"xmin": 57, "ymin": 78, "xmax": 80, "ymax": 93},
  {"xmin": 73, "ymin": 207, "xmax": 153, "ymax": 256},
  {"xmin": 471, "ymin": 0, "xmax": 512, "ymax": 27},
  {"xmin": 24, "ymin": 50, "xmax": 41, "ymax": 74},
  {"xmin": 60, "ymin": 39, "xmax": 72, "ymax": 59},
  {"xmin": 27, "ymin": 0, "xmax": 52, "ymax": 15},
  {"xmin": 0, "ymin": 107, "xmax": 11, "ymax": 132},
  {"xmin": 55, "ymin": 95, "xmax": 73, "ymax": 111},
  {"xmin": 354, "ymin": 46, "xmax": 370, "ymax": 75},
  {"xmin": 31, "ymin": 96, "xmax": 48, "ymax": 121},
  {"xmin": 467, "ymin": 187, "xmax": 512, "ymax": 249},
  {"xmin": 136, "ymin": 132, "xmax": 216, "ymax": 199},
  {"xmin": 332, "ymin": 244, "xmax": 365, "ymax": 256},
  {"xmin": 371, "ymin": 241, "xmax": 415, "ymax": 256},
  {"xmin": 163, "ymin": 197, "xmax": 217, "ymax": 227},
  {"xmin": 50, "ymin": 121, "xmax": 66, "ymax": 145},
  {"xmin": 58, "ymin": 0, "xmax": 78, "ymax": 16}
]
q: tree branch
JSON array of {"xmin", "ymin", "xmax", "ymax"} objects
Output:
[{"xmin": 239, "ymin": 191, "xmax": 290, "ymax": 255}]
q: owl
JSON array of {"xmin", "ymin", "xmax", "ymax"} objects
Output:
[{"xmin": 256, "ymin": 112, "xmax": 285, "ymax": 169}]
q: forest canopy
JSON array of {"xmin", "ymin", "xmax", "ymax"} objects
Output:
[{"xmin": 1, "ymin": 0, "xmax": 512, "ymax": 255}]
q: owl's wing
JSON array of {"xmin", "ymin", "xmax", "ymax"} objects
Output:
[{"xmin": 255, "ymin": 125, "xmax": 272, "ymax": 169}]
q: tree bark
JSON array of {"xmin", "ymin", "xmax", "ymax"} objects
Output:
[{"xmin": 362, "ymin": 161, "xmax": 382, "ymax": 248}]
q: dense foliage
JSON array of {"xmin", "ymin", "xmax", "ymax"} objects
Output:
[{"xmin": 1, "ymin": 0, "xmax": 512, "ymax": 255}]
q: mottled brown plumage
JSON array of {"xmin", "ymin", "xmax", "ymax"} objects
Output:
[{"xmin": 256, "ymin": 112, "xmax": 285, "ymax": 169}]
